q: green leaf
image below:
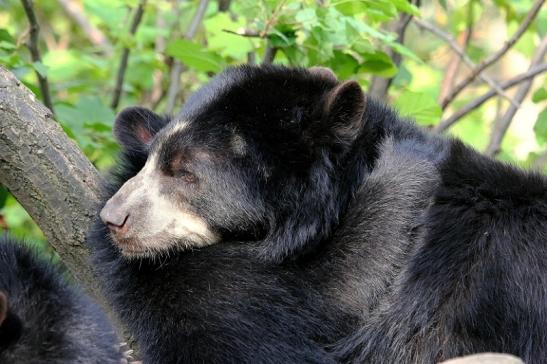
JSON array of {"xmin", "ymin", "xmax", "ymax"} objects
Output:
[
  {"xmin": 390, "ymin": 0, "xmax": 420, "ymax": 16},
  {"xmin": 332, "ymin": 0, "xmax": 367, "ymax": 16},
  {"xmin": 0, "ymin": 29, "xmax": 14, "ymax": 43},
  {"xmin": 56, "ymin": 96, "xmax": 115, "ymax": 136},
  {"xmin": 394, "ymin": 91, "xmax": 442, "ymax": 126},
  {"xmin": 204, "ymin": 12, "xmax": 255, "ymax": 59},
  {"xmin": 0, "ymin": 40, "xmax": 15, "ymax": 51},
  {"xmin": 532, "ymin": 87, "xmax": 547, "ymax": 103},
  {"xmin": 534, "ymin": 108, "xmax": 547, "ymax": 145},
  {"xmin": 269, "ymin": 26, "xmax": 297, "ymax": 48},
  {"xmin": 166, "ymin": 39, "xmax": 224, "ymax": 73},
  {"xmin": 358, "ymin": 51, "xmax": 398, "ymax": 77},
  {"xmin": 387, "ymin": 41, "xmax": 421, "ymax": 62},
  {"xmin": 295, "ymin": 8, "xmax": 317, "ymax": 24},
  {"xmin": 32, "ymin": 61, "xmax": 49, "ymax": 78},
  {"xmin": 438, "ymin": 0, "xmax": 448, "ymax": 11}
]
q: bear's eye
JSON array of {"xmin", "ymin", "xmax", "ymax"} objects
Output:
[
  {"xmin": 174, "ymin": 168, "xmax": 197, "ymax": 183},
  {"xmin": 164, "ymin": 151, "xmax": 197, "ymax": 183}
]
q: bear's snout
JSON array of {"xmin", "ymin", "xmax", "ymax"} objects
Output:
[{"xmin": 100, "ymin": 199, "xmax": 130, "ymax": 237}]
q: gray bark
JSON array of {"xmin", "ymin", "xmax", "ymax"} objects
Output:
[{"xmin": 0, "ymin": 65, "xmax": 115, "ymax": 322}]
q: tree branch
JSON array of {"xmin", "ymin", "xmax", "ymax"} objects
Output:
[
  {"xmin": 413, "ymin": 17, "xmax": 517, "ymax": 107},
  {"xmin": 532, "ymin": 149, "xmax": 547, "ymax": 171},
  {"xmin": 0, "ymin": 65, "xmax": 115, "ymax": 318},
  {"xmin": 111, "ymin": 0, "xmax": 147, "ymax": 110},
  {"xmin": 484, "ymin": 36, "xmax": 547, "ymax": 157},
  {"xmin": 217, "ymin": 0, "xmax": 232, "ymax": 12},
  {"xmin": 222, "ymin": 28, "xmax": 262, "ymax": 38},
  {"xmin": 440, "ymin": 0, "xmax": 545, "ymax": 109},
  {"xmin": 368, "ymin": 0, "xmax": 418, "ymax": 99},
  {"xmin": 165, "ymin": 0, "xmax": 209, "ymax": 115},
  {"xmin": 57, "ymin": 0, "xmax": 113, "ymax": 53},
  {"xmin": 439, "ymin": 1, "xmax": 474, "ymax": 102},
  {"xmin": 262, "ymin": 42, "xmax": 278, "ymax": 65},
  {"xmin": 433, "ymin": 63, "xmax": 547, "ymax": 133},
  {"xmin": 20, "ymin": 0, "xmax": 55, "ymax": 116}
]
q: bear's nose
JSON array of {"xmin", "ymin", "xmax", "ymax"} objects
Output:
[{"xmin": 100, "ymin": 202, "xmax": 130, "ymax": 235}]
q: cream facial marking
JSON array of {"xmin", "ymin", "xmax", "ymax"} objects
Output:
[
  {"xmin": 101, "ymin": 153, "xmax": 219, "ymax": 256},
  {"xmin": 163, "ymin": 120, "xmax": 189, "ymax": 140},
  {"xmin": 231, "ymin": 133, "xmax": 247, "ymax": 156}
]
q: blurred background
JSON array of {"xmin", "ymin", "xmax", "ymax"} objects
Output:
[{"xmin": 0, "ymin": 0, "xmax": 545, "ymax": 253}]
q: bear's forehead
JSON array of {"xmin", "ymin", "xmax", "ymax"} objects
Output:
[
  {"xmin": 150, "ymin": 66, "xmax": 337, "ymax": 162},
  {"xmin": 177, "ymin": 66, "xmax": 335, "ymax": 123}
]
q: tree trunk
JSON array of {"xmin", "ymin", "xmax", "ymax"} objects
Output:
[{"xmin": 0, "ymin": 65, "xmax": 117, "ymax": 325}]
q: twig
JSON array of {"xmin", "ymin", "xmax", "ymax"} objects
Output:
[
  {"xmin": 484, "ymin": 36, "xmax": 547, "ymax": 157},
  {"xmin": 111, "ymin": 0, "xmax": 147, "ymax": 110},
  {"xmin": 433, "ymin": 63, "xmax": 547, "ymax": 133},
  {"xmin": 262, "ymin": 42, "xmax": 278, "ymax": 65},
  {"xmin": 247, "ymin": 51, "xmax": 256, "ymax": 65},
  {"xmin": 217, "ymin": 0, "xmax": 232, "ymax": 12},
  {"xmin": 20, "ymin": 0, "xmax": 55, "ymax": 116},
  {"xmin": 147, "ymin": 13, "xmax": 167, "ymax": 108},
  {"xmin": 440, "ymin": 0, "xmax": 545, "ymax": 109},
  {"xmin": 165, "ymin": 0, "xmax": 209, "ymax": 115},
  {"xmin": 222, "ymin": 28, "xmax": 262, "ymax": 38},
  {"xmin": 369, "ymin": 0, "xmax": 418, "ymax": 99},
  {"xmin": 57, "ymin": 0, "xmax": 113, "ymax": 53},
  {"xmin": 414, "ymin": 17, "xmax": 517, "ymax": 107},
  {"xmin": 260, "ymin": 0, "xmax": 287, "ymax": 38},
  {"xmin": 532, "ymin": 149, "xmax": 547, "ymax": 171},
  {"xmin": 439, "ymin": 1, "xmax": 473, "ymax": 102}
]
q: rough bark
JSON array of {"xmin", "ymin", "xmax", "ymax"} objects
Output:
[{"xmin": 0, "ymin": 65, "xmax": 114, "ymax": 318}]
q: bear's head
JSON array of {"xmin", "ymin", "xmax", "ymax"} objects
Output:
[{"xmin": 100, "ymin": 65, "xmax": 367, "ymax": 262}]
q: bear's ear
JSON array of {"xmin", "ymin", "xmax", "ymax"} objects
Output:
[
  {"xmin": 309, "ymin": 66, "xmax": 338, "ymax": 83},
  {"xmin": 0, "ymin": 291, "xmax": 7, "ymax": 327},
  {"xmin": 323, "ymin": 80, "xmax": 366, "ymax": 147},
  {"xmin": 114, "ymin": 106, "xmax": 170, "ymax": 153}
]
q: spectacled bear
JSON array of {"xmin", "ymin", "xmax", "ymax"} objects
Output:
[
  {"xmin": 0, "ymin": 236, "xmax": 124, "ymax": 364},
  {"xmin": 89, "ymin": 65, "xmax": 547, "ymax": 363}
]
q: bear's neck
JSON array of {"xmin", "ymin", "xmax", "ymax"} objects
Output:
[{"xmin": 339, "ymin": 96, "xmax": 444, "ymax": 205}]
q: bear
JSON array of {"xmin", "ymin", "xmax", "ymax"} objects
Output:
[
  {"xmin": 0, "ymin": 236, "xmax": 124, "ymax": 364},
  {"xmin": 90, "ymin": 65, "xmax": 547, "ymax": 363}
]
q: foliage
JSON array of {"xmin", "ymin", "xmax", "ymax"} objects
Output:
[{"xmin": 0, "ymin": 0, "xmax": 545, "ymax": 243}]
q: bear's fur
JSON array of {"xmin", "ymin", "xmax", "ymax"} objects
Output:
[
  {"xmin": 90, "ymin": 65, "xmax": 547, "ymax": 363},
  {"xmin": 0, "ymin": 236, "xmax": 123, "ymax": 364}
]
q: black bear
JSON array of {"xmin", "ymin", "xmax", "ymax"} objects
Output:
[
  {"xmin": 0, "ymin": 236, "xmax": 124, "ymax": 364},
  {"xmin": 90, "ymin": 65, "xmax": 547, "ymax": 363}
]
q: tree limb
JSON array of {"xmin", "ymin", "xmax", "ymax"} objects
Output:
[
  {"xmin": 57, "ymin": 0, "xmax": 113, "ymax": 53},
  {"xmin": 439, "ymin": 1, "xmax": 474, "ymax": 102},
  {"xmin": 413, "ymin": 17, "xmax": 517, "ymax": 107},
  {"xmin": 433, "ymin": 63, "xmax": 547, "ymax": 133},
  {"xmin": 532, "ymin": 149, "xmax": 547, "ymax": 171},
  {"xmin": 0, "ymin": 65, "xmax": 115, "ymax": 316},
  {"xmin": 484, "ymin": 36, "xmax": 547, "ymax": 157},
  {"xmin": 111, "ymin": 0, "xmax": 147, "ymax": 110},
  {"xmin": 222, "ymin": 28, "xmax": 263, "ymax": 38},
  {"xmin": 262, "ymin": 42, "xmax": 278, "ymax": 65},
  {"xmin": 368, "ymin": 0, "xmax": 418, "ymax": 99},
  {"xmin": 440, "ymin": 0, "xmax": 545, "ymax": 109},
  {"xmin": 164, "ymin": 0, "xmax": 209, "ymax": 115},
  {"xmin": 217, "ymin": 0, "xmax": 232, "ymax": 12},
  {"xmin": 20, "ymin": 0, "xmax": 55, "ymax": 116}
]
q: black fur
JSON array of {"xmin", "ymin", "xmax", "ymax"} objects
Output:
[
  {"xmin": 0, "ymin": 236, "xmax": 123, "ymax": 364},
  {"xmin": 89, "ymin": 65, "xmax": 547, "ymax": 363}
]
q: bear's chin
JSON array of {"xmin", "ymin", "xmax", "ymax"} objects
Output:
[{"xmin": 112, "ymin": 234, "xmax": 206, "ymax": 260}]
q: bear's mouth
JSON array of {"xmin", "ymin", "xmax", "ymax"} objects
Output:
[{"xmin": 111, "ymin": 236, "xmax": 150, "ymax": 258}]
